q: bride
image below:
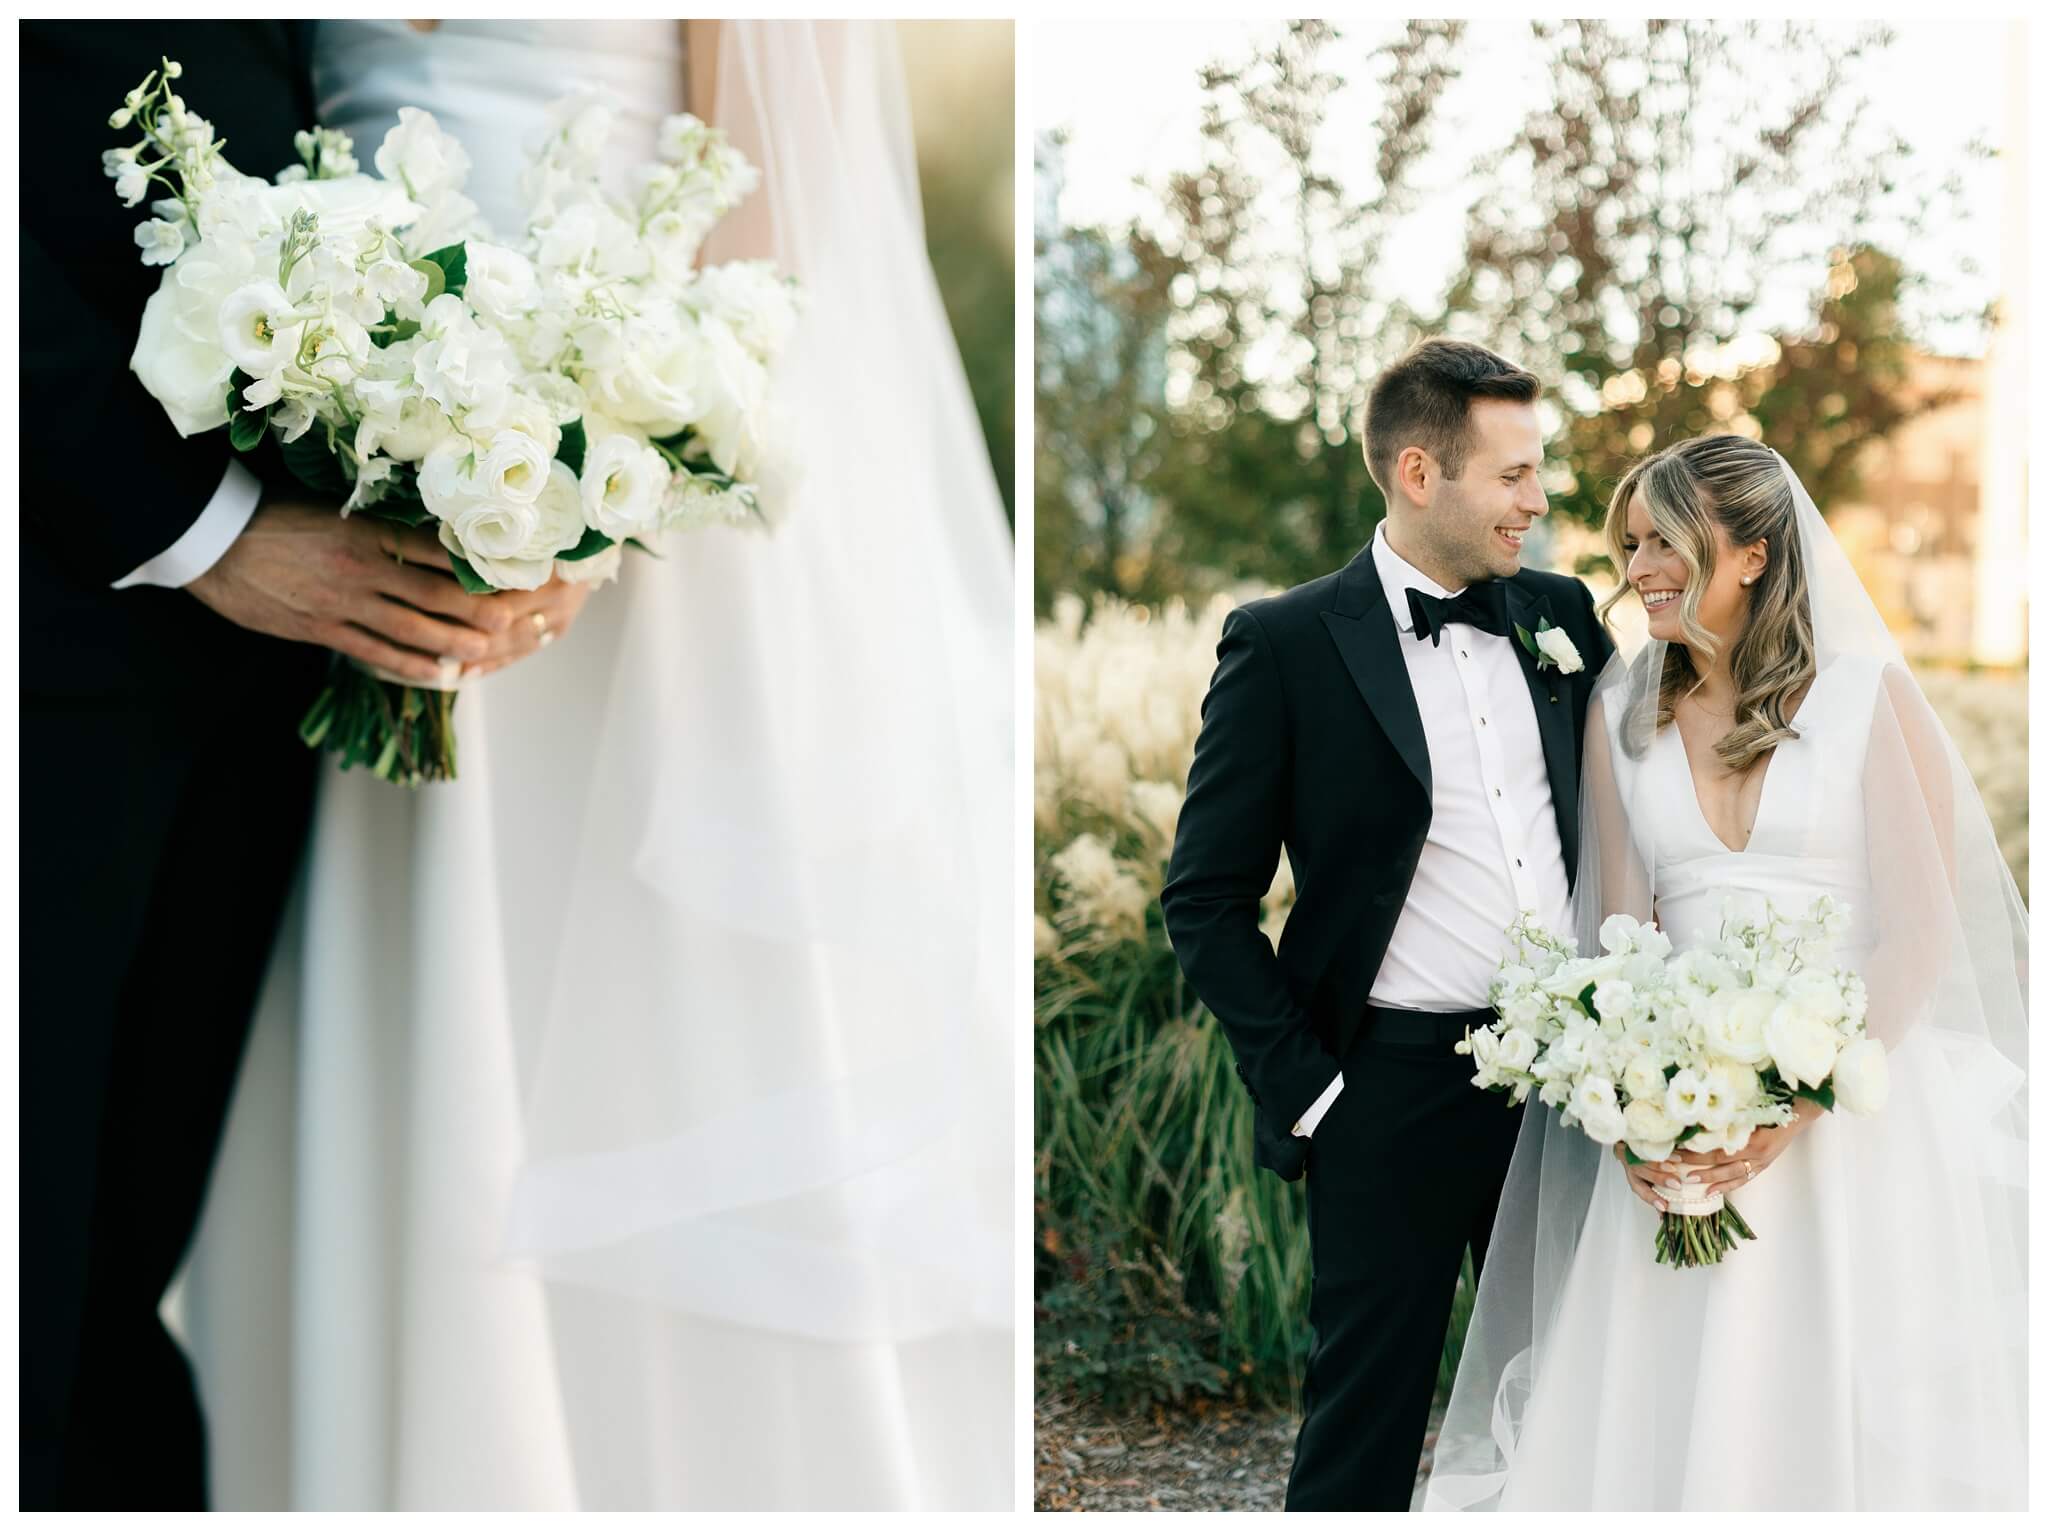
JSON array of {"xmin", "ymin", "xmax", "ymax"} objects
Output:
[
  {"xmin": 1424, "ymin": 434, "xmax": 2027, "ymax": 1509},
  {"xmin": 167, "ymin": 20, "xmax": 1013, "ymax": 1510}
]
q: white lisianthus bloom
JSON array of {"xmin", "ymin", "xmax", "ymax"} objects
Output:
[
  {"xmin": 375, "ymin": 107, "xmax": 472, "ymax": 202},
  {"xmin": 1569, "ymin": 1075, "xmax": 1627, "ymax": 1145},
  {"xmin": 1831, "ymin": 1037, "xmax": 1890, "ymax": 1115},
  {"xmin": 1534, "ymin": 624, "xmax": 1584, "ymax": 673},
  {"xmin": 1764, "ymin": 1000, "xmax": 1841, "ymax": 1090},
  {"xmin": 436, "ymin": 518, "xmax": 547, "ymax": 592},
  {"xmin": 134, "ymin": 218, "xmax": 186, "ymax": 266},
  {"xmin": 445, "ymin": 495, "xmax": 541, "ymax": 563},
  {"xmin": 217, "ymin": 279, "xmax": 302, "ymax": 376},
  {"xmin": 1693, "ymin": 1065, "xmax": 1749, "ymax": 1131},
  {"xmin": 580, "ymin": 434, "xmax": 671, "ymax": 539},
  {"xmin": 1665, "ymin": 1068, "xmax": 1708, "ymax": 1126},
  {"xmin": 463, "ymin": 240, "xmax": 540, "ymax": 326},
  {"xmin": 1495, "ymin": 1028, "xmax": 1540, "ymax": 1075},
  {"xmin": 1700, "ymin": 987, "xmax": 1773, "ymax": 1065},
  {"xmin": 466, "ymin": 389, "xmax": 562, "ymax": 459},
  {"xmin": 417, "ymin": 437, "xmax": 484, "ymax": 521},
  {"xmin": 476, "ymin": 431, "xmax": 552, "ymax": 505}
]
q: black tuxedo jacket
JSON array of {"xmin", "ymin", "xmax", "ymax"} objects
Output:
[
  {"xmin": 1161, "ymin": 541, "xmax": 1615, "ymax": 1179},
  {"xmin": 20, "ymin": 22, "xmax": 318, "ymax": 702}
]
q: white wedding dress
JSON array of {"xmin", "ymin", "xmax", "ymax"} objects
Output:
[
  {"xmin": 1427, "ymin": 605, "xmax": 2027, "ymax": 1505},
  {"xmin": 165, "ymin": 20, "xmax": 1013, "ymax": 1511}
]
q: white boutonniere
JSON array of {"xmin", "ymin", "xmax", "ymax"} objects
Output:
[{"xmin": 1515, "ymin": 616, "xmax": 1584, "ymax": 674}]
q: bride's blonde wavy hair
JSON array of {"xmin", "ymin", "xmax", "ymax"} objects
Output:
[{"xmin": 1597, "ymin": 435, "xmax": 1816, "ymax": 773}]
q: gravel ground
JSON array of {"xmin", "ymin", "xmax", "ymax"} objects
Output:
[{"xmin": 1035, "ymin": 1394, "xmax": 1445, "ymax": 1511}]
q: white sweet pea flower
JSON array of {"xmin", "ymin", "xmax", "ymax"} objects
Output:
[
  {"xmin": 115, "ymin": 159, "xmax": 154, "ymax": 207},
  {"xmin": 134, "ymin": 218, "xmax": 186, "ymax": 266},
  {"xmin": 341, "ymin": 452, "xmax": 396, "ymax": 516},
  {"xmin": 1831, "ymin": 1037, "xmax": 1889, "ymax": 1115},
  {"xmin": 217, "ymin": 279, "xmax": 303, "ymax": 376},
  {"xmin": 375, "ymin": 107, "xmax": 471, "ymax": 202},
  {"xmin": 1598, "ymin": 913, "xmax": 1645, "ymax": 956},
  {"xmin": 580, "ymin": 434, "xmax": 671, "ymax": 539},
  {"xmin": 462, "ymin": 240, "xmax": 540, "ymax": 326},
  {"xmin": 413, "ymin": 294, "xmax": 514, "ymax": 412},
  {"xmin": 355, "ymin": 378, "xmax": 455, "ymax": 464}
]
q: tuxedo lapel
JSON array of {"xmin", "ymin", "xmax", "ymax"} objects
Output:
[
  {"xmin": 1322, "ymin": 550, "xmax": 1430, "ymax": 797},
  {"xmin": 1504, "ymin": 582, "xmax": 1581, "ymax": 883}
]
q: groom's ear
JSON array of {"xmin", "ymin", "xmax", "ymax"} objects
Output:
[{"xmin": 1393, "ymin": 445, "xmax": 1433, "ymax": 508}]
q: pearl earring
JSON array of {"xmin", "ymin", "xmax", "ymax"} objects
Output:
[{"xmin": 1741, "ymin": 575, "xmax": 1755, "ymax": 586}]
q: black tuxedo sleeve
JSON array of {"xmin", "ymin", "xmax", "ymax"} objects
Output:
[
  {"xmin": 1162, "ymin": 605, "xmax": 1337, "ymax": 1137},
  {"xmin": 19, "ymin": 24, "xmax": 293, "ymax": 588}
]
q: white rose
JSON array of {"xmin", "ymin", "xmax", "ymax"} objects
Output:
[
  {"xmin": 1831, "ymin": 1037, "xmax": 1890, "ymax": 1116},
  {"xmin": 1568, "ymin": 1075, "xmax": 1627, "ymax": 1145},
  {"xmin": 1785, "ymin": 970, "xmax": 1847, "ymax": 1027},
  {"xmin": 1535, "ymin": 624, "xmax": 1584, "ymax": 673},
  {"xmin": 1591, "ymin": 978, "xmax": 1642, "ymax": 1026},
  {"xmin": 1700, "ymin": 988, "xmax": 1773, "ymax": 1065},
  {"xmin": 1495, "ymin": 1028, "xmax": 1539, "ymax": 1074},
  {"xmin": 217, "ymin": 279, "xmax": 302, "ymax": 376},
  {"xmin": 129, "ymin": 255, "xmax": 250, "ymax": 435},
  {"xmin": 1764, "ymin": 1001, "xmax": 1841, "ymax": 1090},
  {"xmin": 580, "ymin": 435, "xmax": 671, "ymax": 539},
  {"xmin": 1623, "ymin": 1056, "xmax": 1669, "ymax": 1103},
  {"xmin": 375, "ymin": 107, "xmax": 471, "ymax": 202},
  {"xmin": 1622, "ymin": 1097, "xmax": 1681, "ymax": 1162}
]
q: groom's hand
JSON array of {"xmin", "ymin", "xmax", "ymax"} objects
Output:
[{"xmin": 187, "ymin": 499, "xmax": 539, "ymax": 683}]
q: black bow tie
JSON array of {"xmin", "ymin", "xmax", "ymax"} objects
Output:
[{"xmin": 1406, "ymin": 583, "xmax": 1508, "ymax": 646}]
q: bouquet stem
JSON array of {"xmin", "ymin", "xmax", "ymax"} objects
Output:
[
  {"xmin": 297, "ymin": 654, "xmax": 459, "ymax": 786},
  {"xmin": 1653, "ymin": 1198, "xmax": 1756, "ymax": 1268}
]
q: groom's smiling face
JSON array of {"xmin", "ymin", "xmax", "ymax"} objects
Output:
[{"xmin": 1400, "ymin": 399, "xmax": 1549, "ymax": 589}]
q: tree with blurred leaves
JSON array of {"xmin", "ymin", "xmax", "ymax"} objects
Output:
[
  {"xmin": 1445, "ymin": 20, "xmax": 1978, "ymax": 550},
  {"xmin": 1034, "ymin": 20, "xmax": 1978, "ymax": 607}
]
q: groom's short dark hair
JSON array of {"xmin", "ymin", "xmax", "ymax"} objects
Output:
[{"xmin": 1364, "ymin": 339, "xmax": 1540, "ymax": 495}]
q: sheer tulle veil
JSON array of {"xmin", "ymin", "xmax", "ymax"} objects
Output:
[
  {"xmin": 1424, "ymin": 449, "xmax": 2027, "ymax": 1509},
  {"xmin": 496, "ymin": 21, "xmax": 1015, "ymax": 1341}
]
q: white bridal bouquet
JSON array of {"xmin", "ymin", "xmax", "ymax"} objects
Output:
[
  {"xmin": 107, "ymin": 59, "xmax": 798, "ymax": 783},
  {"xmin": 1460, "ymin": 894, "xmax": 1888, "ymax": 1267}
]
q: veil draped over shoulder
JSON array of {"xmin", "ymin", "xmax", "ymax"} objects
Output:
[{"xmin": 1424, "ymin": 452, "xmax": 2027, "ymax": 1510}]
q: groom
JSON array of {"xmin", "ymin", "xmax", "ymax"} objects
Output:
[
  {"xmin": 20, "ymin": 23, "xmax": 556, "ymax": 1509},
  {"xmin": 1161, "ymin": 339, "xmax": 1613, "ymax": 1510}
]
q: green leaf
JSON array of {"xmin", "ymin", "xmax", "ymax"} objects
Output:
[
  {"xmin": 557, "ymin": 417, "xmax": 587, "ymax": 476},
  {"xmin": 374, "ymin": 308, "xmax": 421, "ymax": 348},
  {"xmin": 1622, "ymin": 1144, "xmax": 1643, "ymax": 1165},
  {"xmin": 420, "ymin": 241, "xmax": 467, "ymax": 298},
  {"xmin": 446, "ymin": 551, "xmax": 497, "ymax": 595},
  {"xmin": 1577, "ymin": 982, "xmax": 1599, "ymax": 1018},
  {"xmin": 554, "ymin": 526, "xmax": 615, "ymax": 562},
  {"xmin": 624, "ymin": 536, "xmax": 661, "ymax": 558},
  {"xmin": 1791, "ymin": 1080, "xmax": 1837, "ymax": 1112},
  {"xmin": 280, "ymin": 428, "xmax": 351, "ymax": 496},
  {"xmin": 224, "ymin": 369, "xmax": 270, "ymax": 451},
  {"xmin": 407, "ymin": 258, "xmax": 446, "ymax": 306}
]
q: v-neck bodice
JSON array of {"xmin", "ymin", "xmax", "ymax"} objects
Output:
[{"xmin": 1635, "ymin": 655, "xmax": 1883, "ymax": 961}]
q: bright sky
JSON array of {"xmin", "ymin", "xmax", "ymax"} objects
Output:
[{"xmin": 1036, "ymin": 19, "xmax": 2015, "ymax": 356}]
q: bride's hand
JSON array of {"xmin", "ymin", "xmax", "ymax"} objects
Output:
[
  {"xmin": 462, "ymin": 574, "xmax": 595, "ymax": 677},
  {"xmin": 1661, "ymin": 1099, "xmax": 1826, "ymax": 1197},
  {"xmin": 1612, "ymin": 1143, "xmax": 1673, "ymax": 1213}
]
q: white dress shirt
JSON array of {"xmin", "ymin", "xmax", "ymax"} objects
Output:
[
  {"xmin": 1295, "ymin": 524, "xmax": 1573, "ymax": 1135},
  {"xmin": 111, "ymin": 459, "xmax": 262, "ymax": 589}
]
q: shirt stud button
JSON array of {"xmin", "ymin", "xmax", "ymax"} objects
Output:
[
  {"xmin": 1494, "ymin": 788, "xmax": 1502, "ymax": 797},
  {"xmin": 1516, "ymin": 858, "xmax": 1524, "ymax": 868}
]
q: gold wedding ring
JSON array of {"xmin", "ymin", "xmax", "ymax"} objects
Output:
[{"xmin": 1742, "ymin": 1161, "xmax": 1755, "ymax": 1181}]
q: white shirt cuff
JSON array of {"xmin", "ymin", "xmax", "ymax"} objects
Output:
[
  {"xmin": 1292, "ymin": 1071, "xmax": 1345, "ymax": 1137},
  {"xmin": 110, "ymin": 458, "xmax": 262, "ymax": 590}
]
